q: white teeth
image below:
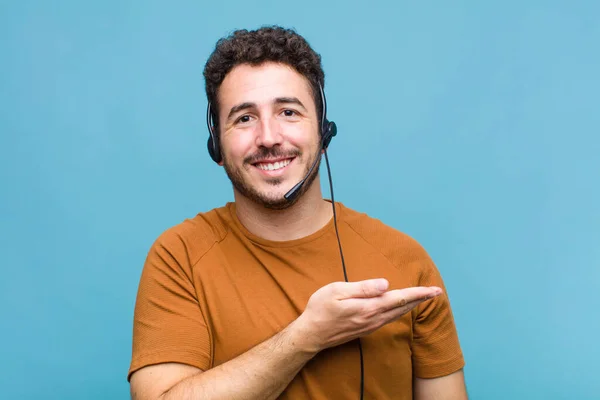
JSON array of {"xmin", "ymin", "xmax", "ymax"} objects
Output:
[{"xmin": 257, "ymin": 159, "xmax": 291, "ymax": 171}]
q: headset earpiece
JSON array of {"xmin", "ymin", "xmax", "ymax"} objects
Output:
[
  {"xmin": 318, "ymin": 83, "xmax": 336, "ymax": 151},
  {"xmin": 322, "ymin": 120, "xmax": 337, "ymax": 149},
  {"xmin": 206, "ymin": 102, "xmax": 222, "ymax": 163},
  {"xmin": 207, "ymin": 134, "xmax": 220, "ymax": 163}
]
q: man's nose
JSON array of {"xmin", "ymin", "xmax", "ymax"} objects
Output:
[{"xmin": 255, "ymin": 116, "xmax": 283, "ymax": 148}]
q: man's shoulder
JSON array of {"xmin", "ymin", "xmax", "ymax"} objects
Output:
[
  {"xmin": 340, "ymin": 203, "xmax": 431, "ymax": 265},
  {"xmin": 151, "ymin": 204, "xmax": 231, "ymax": 266}
]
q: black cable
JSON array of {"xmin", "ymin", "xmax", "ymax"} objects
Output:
[{"xmin": 323, "ymin": 149, "xmax": 365, "ymax": 400}]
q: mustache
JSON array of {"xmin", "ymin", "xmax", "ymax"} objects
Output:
[{"xmin": 244, "ymin": 147, "xmax": 301, "ymax": 164}]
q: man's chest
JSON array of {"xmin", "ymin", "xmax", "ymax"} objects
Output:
[{"xmin": 193, "ymin": 240, "xmax": 418, "ymax": 370}]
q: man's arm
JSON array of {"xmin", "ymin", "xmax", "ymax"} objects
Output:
[
  {"xmin": 130, "ymin": 320, "xmax": 315, "ymax": 400},
  {"xmin": 130, "ymin": 279, "xmax": 442, "ymax": 400},
  {"xmin": 414, "ymin": 369, "xmax": 468, "ymax": 400}
]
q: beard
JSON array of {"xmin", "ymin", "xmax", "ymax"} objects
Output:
[{"xmin": 222, "ymin": 145, "xmax": 321, "ymax": 210}]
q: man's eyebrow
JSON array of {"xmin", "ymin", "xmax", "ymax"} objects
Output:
[
  {"xmin": 226, "ymin": 97, "xmax": 308, "ymax": 122},
  {"xmin": 227, "ymin": 102, "xmax": 256, "ymax": 122},
  {"xmin": 274, "ymin": 97, "xmax": 307, "ymax": 111}
]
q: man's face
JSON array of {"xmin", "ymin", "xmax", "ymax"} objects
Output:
[{"xmin": 217, "ymin": 62, "xmax": 321, "ymax": 209}]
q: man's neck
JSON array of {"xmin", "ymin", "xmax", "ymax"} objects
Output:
[{"xmin": 233, "ymin": 179, "xmax": 334, "ymax": 242}]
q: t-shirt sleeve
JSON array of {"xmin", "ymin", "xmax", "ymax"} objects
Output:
[
  {"xmin": 127, "ymin": 230, "xmax": 212, "ymax": 381},
  {"xmin": 411, "ymin": 258, "xmax": 465, "ymax": 378}
]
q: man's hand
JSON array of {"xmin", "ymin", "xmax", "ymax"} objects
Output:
[{"xmin": 294, "ymin": 278, "xmax": 442, "ymax": 352}]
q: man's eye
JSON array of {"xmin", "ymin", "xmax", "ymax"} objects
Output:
[
  {"xmin": 283, "ymin": 110, "xmax": 296, "ymax": 117},
  {"xmin": 237, "ymin": 115, "xmax": 251, "ymax": 124}
]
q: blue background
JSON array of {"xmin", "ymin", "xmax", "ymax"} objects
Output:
[{"xmin": 1, "ymin": 1, "xmax": 599, "ymax": 399}]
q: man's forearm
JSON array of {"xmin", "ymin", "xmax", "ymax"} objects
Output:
[{"xmin": 161, "ymin": 319, "xmax": 316, "ymax": 400}]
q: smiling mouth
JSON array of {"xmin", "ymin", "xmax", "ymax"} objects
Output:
[{"xmin": 252, "ymin": 157, "xmax": 294, "ymax": 171}]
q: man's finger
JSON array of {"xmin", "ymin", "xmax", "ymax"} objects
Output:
[
  {"xmin": 378, "ymin": 286, "xmax": 442, "ymax": 312},
  {"xmin": 379, "ymin": 297, "xmax": 431, "ymax": 323},
  {"xmin": 333, "ymin": 278, "xmax": 389, "ymax": 299}
]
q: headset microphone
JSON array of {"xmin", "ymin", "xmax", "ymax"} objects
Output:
[
  {"xmin": 283, "ymin": 135, "xmax": 327, "ymax": 203},
  {"xmin": 284, "ymin": 82, "xmax": 337, "ymax": 203}
]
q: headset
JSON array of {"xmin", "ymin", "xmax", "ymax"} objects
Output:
[{"xmin": 206, "ymin": 83, "xmax": 365, "ymax": 400}]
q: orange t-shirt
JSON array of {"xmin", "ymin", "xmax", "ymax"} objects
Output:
[{"xmin": 128, "ymin": 201, "xmax": 464, "ymax": 399}]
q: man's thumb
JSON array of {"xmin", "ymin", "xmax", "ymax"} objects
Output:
[{"xmin": 343, "ymin": 278, "xmax": 389, "ymax": 299}]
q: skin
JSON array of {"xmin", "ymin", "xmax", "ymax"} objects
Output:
[
  {"xmin": 129, "ymin": 62, "xmax": 467, "ymax": 399},
  {"xmin": 217, "ymin": 62, "xmax": 332, "ymax": 241}
]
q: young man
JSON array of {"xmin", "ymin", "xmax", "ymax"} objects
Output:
[{"xmin": 128, "ymin": 26, "xmax": 467, "ymax": 399}]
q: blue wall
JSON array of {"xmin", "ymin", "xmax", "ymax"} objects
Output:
[{"xmin": 1, "ymin": 1, "xmax": 598, "ymax": 399}]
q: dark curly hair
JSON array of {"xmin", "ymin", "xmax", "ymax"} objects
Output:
[{"xmin": 203, "ymin": 26, "xmax": 325, "ymax": 132}]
